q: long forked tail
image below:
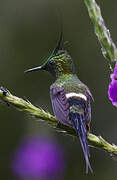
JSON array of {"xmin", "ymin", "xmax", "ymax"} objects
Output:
[{"xmin": 71, "ymin": 113, "xmax": 93, "ymax": 173}]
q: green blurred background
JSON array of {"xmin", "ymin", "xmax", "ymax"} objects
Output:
[{"xmin": 0, "ymin": 0, "xmax": 117, "ymax": 179}]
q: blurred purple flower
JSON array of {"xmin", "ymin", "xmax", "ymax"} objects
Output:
[
  {"xmin": 108, "ymin": 62, "xmax": 117, "ymax": 106},
  {"xmin": 11, "ymin": 135, "xmax": 65, "ymax": 180}
]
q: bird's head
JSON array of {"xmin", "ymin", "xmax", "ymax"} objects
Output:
[{"xmin": 25, "ymin": 33, "xmax": 75, "ymax": 80}]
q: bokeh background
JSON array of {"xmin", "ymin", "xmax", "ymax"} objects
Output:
[{"xmin": 0, "ymin": 0, "xmax": 117, "ymax": 179}]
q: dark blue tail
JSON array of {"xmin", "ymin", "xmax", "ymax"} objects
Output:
[{"xmin": 70, "ymin": 112, "xmax": 93, "ymax": 173}]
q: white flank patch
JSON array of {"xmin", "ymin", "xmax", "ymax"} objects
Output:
[{"xmin": 66, "ymin": 92, "xmax": 87, "ymax": 101}]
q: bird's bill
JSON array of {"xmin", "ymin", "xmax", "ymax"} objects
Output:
[{"xmin": 24, "ymin": 65, "xmax": 45, "ymax": 73}]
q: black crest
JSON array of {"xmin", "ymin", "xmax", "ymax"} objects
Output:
[{"xmin": 53, "ymin": 32, "xmax": 63, "ymax": 55}]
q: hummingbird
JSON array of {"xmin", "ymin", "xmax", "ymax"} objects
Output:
[{"xmin": 25, "ymin": 34, "xmax": 93, "ymax": 173}]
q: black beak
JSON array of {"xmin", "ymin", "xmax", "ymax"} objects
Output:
[{"xmin": 24, "ymin": 65, "xmax": 46, "ymax": 73}]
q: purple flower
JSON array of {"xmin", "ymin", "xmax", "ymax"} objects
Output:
[
  {"xmin": 108, "ymin": 62, "xmax": 117, "ymax": 106},
  {"xmin": 11, "ymin": 135, "xmax": 65, "ymax": 180}
]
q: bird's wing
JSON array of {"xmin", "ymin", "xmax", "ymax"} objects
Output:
[
  {"xmin": 86, "ymin": 87, "xmax": 94, "ymax": 101},
  {"xmin": 50, "ymin": 86, "xmax": 71, "ymax": 126},
  {"xmin": 50, "ymin": 85, "xmax": 92, "ymax": 173},
  {"xmin": 78, "ymin": 83, "xmax": 93, "ymax": 126},
  {"xmin": 85, "ymin": 88, "xmax": 93, "ymax": 127}
]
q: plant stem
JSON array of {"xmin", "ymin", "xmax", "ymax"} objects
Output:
[
  {"xmin": 84, "ymin": 0, "xmax": 117, "ymax": 70},
  {"xmin": 0, "ymin": 86, "xmax": 117, "ymax": 158}
]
